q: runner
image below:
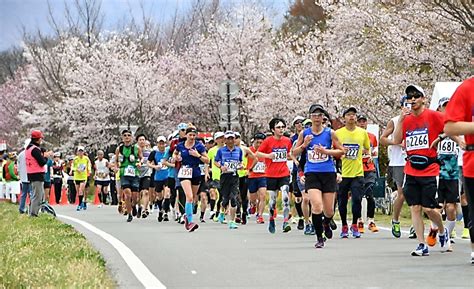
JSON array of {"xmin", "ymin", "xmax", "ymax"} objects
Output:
[
  {"xmin": 247, "ymin": 132, "xmax": 267, "ymax": 224},
  {"xmin": 257, "ymin": 117, "xmax": 293, "ymax": 233},
  {"xmin": 356, "ymin": 114, "xmax": 379, "ymax": 233},
  {"xmin": 3, "ymin": 152, "xmax": 19, "ymax": 203},
  {"xmin": 393, "ymin": 84, "xmax": 450, "ymax": 256},
  {"xmin": 214, "ymin": 131, "xmax": 244, "ymax": 229},
  {"xmin": 291, "ymin": 115, "xmax": 306, "ymax": 230},
  {"xmin": 136, "ymin": 134, "xmax": 152, "ymax": 218},
  {"xmin": 207, "ymin": 131, "xmax": 225, "ymax": 221},
  {"xmin": 94, "ymin": 150, "xmax": 110, "ymax": 208},
  {"xmin": 72, "ymin": 146, "xmax": 92, "ymax": 211},
  {"xmin": 197, "ymin": 137, "xmax": 210, "ymax": 223},
  {"xmin": 172, "ymin": 126, "xmax": 209, "ymax": 232},
  {"xmin": 115, "ymin": 129, "xmax": 143, "ymax": 222},
  {"xmin": 293, "ymin": 104, "xmax": 344, "ymax": 248},
  {"xmin": 335, "ymin": 106, "xmax": 371, "ymax": 238},
  {"xmin": 444, "ymin": 50, "xmax": 474, "ymax": 263},
  {"xmin": 43, "ymin": 150, "xmax": 53, "ymax": 203},
  {"xmin": 52, "ymin": 152, "xmax": 64, "ymax": 204},
  {"xmin": 234, "ymin": 132, "xmax": 255, "ymax": 225}
]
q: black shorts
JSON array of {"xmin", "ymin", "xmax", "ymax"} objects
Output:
[
  {"xmin": 139, "ymin": 177, "xmax": 151, "ymax": 191},
  {"xmin": 266, "ymin": 176, "xmax": 290, "ymax": 191},
  {"xmin": 199, "ymin": 176, "xmax": 209, "ymax": 193},
  {"xmin": 44, "ymin": 182, "xmax": 51, "ymax": 189},
  {"xmin": 167, "ymin": 177, "xmax": 176, "ymax": 190},
  {"xmin": 179, "ymin": 177, "xmax": 201, "ymax": 186},
  {"xmin": 403, "ymin": 175, "xmax": 439, "ymax": 208},
  {"xmin": 95, "ymin": 180, "xmax": 110, "ymax": 187},
  {"xmin": 154, "ymin": 180, "xmax": 167, "ymax": 192},
  {"xmin": 74, "ymin": 180, "xmax": 85, "ymax": 186},
  {"xmin": 437, "ymin": 179, "xmax": 460, "ymax": 204},
  {"xmin": 149, "ymin": 177, "xmax": 155, "ymax": 189},
  {"xmin": 305, "ymin": 172, "xmax": 337, "ymax": 193}
]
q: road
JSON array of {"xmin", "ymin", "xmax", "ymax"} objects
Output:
[{"xmin": 55, "ymin": 205, "xmax": 473, "ymax": 289}]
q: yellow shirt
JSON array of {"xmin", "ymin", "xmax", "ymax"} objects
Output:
[
  {"xmin": 72, "ymin": 156, "xmax": 91, "ymax": 181},
  {"xmin": 335, "ymin": 126, "xmax": 370, "ymax": 178},
  {"xmin": 208, "ymin": 145, "xmax": 221, "ymax": 181}
]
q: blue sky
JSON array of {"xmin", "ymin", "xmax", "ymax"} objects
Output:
[{"xmin": 0, "ymin": 0, "xmax": 290, "ymax": 51}]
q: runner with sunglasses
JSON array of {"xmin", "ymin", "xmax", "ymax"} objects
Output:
[
  {"xmin": 247, "ymin": 132, "xmax": 268, "ymax": 224},
  {"xmin": 393, "ymin": 84, "xmax": 450, "ymax": 256},
  {"xmin": 257, "ymin": 118, "xmax": 293, "ymax": 233}
]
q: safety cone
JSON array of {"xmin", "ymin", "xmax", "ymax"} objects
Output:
[
  {"xmin": 60, "ymin": 187, "xmax": 68, "ymax": 205},
  {"xmin": 49, "ymin": 186, "xmax": 57, "ymax": 205},
  {"xmin": 93, "ymin": 187, "xmax": 101, "ymax": 205}
]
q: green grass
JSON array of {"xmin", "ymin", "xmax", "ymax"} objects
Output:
[{"xmin": 0, "ymin": 203, "xmax": 115, "ymax": 288}]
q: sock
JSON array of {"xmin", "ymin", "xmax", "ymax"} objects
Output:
[
  {"xmin": 193, "ymin": 203, "xmax": 198, "ymax": 215},
  {"xmin": 157, "ymin": 199, "xmax": 163, "ymax": 211},
  {"xmin": 446, "ymin": 220, "xmax": 456, "ymax": 236},
  {"xmin": 79, "ymin": 195, "xmax": 83, "ymax": 205},
  {"xmin": 392, "ymin": 219, "xmax": 400, "ymax": 224},
  {"xmin": 462, "ymin": 205, "xmax": 470, "ymax": 228},
  {"xmin": 295, "ymin": 201, "xmax": 303, "ymax": 218},
  {"xmin": 200, "ymin": 211, "xmax": 205, "ymax": 219},
  {"xmin": 210, "ymin": 199, "xmax": 216, "ymax": 211},
  {"xmin": 312, "ymin": 213, "xmax": 324, "ymax": 239},
  {"xmin": 323, "ymin": 214, "xmax": 332, "ymax": 226},
  {"xmin": 185, "ymin": 202, "xmax": 193, "ymax": 223},
  {"xmin": 163, "ymin": 198, "xmax": 170, "ymax": 213}
]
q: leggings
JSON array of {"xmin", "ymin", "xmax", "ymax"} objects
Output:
[
  {"xmin": 53, "ymin": 178, "xmax": 62, "ymax": 204},
  {"xmin": 67, "ymin": 179, "xmax": 76, "ymax": 204},
  {"xmin": 338, "ymin": 177, "xmax": 364, "ymax": 226},
  {"xmin": 268, "ymin": 184, "xmax": 290, "ymax": 220},
  {"xmin": 237, "ymin": 176, "xmax": 248, "ymax": 215},
  {"xmin": 462, "ymin": 177, "xmax": 474, "ymax": 243}
]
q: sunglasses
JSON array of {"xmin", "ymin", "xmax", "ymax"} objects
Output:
[
  {"xmin": 123, "ymin": 134, "xmax": 132, "ymax": 137},
  {"xmin": 274, "ymin": 125, "xmax": 286, "ymax": 129},
  {"xmin": 180, "ymin": 129, "xmax": 186, "ymax": 132},
  {"xmin": 406, "ymin": 93, "xmax": 423, "ymax": 100}
]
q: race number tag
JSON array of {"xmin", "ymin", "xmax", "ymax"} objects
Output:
[
  {"xmin": 438, "ymin": 139, "xmax": 457, "ymax": 155},
  {"xmin": 253, "ymin": 161, "xmax": 266, "ymax": 173},
  {"xmin": 124, "ymin": 165, "xmax": 136, "ymax": 177},
  {"xmin": 199, "ymin": 164, "xmax": 205, "ymax": 175},
  {"xmin": 78, "ymin": 164, "xmax": 86, "ymax": 172},
  {"xmin": 224, "ymin": 161, "xmax": 239, "ymax": 172},
  {"xmin": 308, "ymin": 149, "xmax": 329, "ymax": 163},
  {"xmin": 272, "ymin": 148, "xmax": 287, "ymax": 163},
  {"xmin": 97, "ymin": 170, "xmax": 107, "ymax": 179},
  {"xmin": 178, "ymin": 166, "xmax": 193, "ymax": 178},
  {"xmin": 344, "ymin": 144, "xmax": 360, "ymax": 160},
  {"xmin": 406, "ymin": 128, "xmax": 429, "ymax": 151}
]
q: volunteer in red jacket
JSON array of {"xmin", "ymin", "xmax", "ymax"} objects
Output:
[
  {"xmin": 444, "ymin": 43, "xmax": 474, "ymax": 264},
  {"xmin": 25, "ymin": 130, "xmax": 51, "ymax": 217},
  {"xmin": 393, "ymin": 84, "xmax": 450, "ymax": 256}
]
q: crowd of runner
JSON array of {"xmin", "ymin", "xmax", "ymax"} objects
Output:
[{"xmin": 1, "ymin": 81, "xmax": 474, "ymax": 264}]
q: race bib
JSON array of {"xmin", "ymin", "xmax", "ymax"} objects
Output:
[
  {"xmin": 272, "ymin": 148, "xmax": 287, "ymax": 163},
  {"xmin": 97, "ymin": 171, "xmax": 107, "ymax": 179},
  {"xmin": 124, "ymin": 165, "xmax": 136, "ymax": 177},
  {"xmin": 178, "ymin": 166, "xmax": 193, "ymax": 178},
  {"xmin": 78, "ymin": 164, "xmax": 86, "ymax": 172},
  {"xmin": 438, "ymin": 139, "xmax": 457, "ymax": 155},
  {"xmin": 308, "ymin": 149, "xmax": 329, "ymax": 163},
  {"xmin": 253, "ymin": 161, "xmax": 266, "ymax": 173},
  {"xmin": 224, "ymin": 161, "xmax": 239, "ymax": 172},
  {"xmin": 344, "ymin": 144, "xmax": 360, "ymax": 160},
  {"xmin": 199, "ymin": 164, "xmax": 205, "ymax": 176},
  {"xmin": 406, "ymin": 128, "xmax": 429, "ymax": 151}
]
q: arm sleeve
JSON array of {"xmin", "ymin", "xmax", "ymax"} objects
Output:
[{"xmin": 148, "ymin": 151, "xmax": 156, "ymax": 164}]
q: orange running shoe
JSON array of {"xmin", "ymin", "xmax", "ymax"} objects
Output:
[
  {"xmin": 357, "ymin": 221, "xmax": 365, "ymax": 234},
  {"xmin": 368, "ymin": 222, "xmax": 379, "ymax": 232},
  {"xmin": 426, "ymin": 227, "xmax": 438, "ymax": 247}
]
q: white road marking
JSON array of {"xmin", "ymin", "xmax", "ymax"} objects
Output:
[
  {"xmin": 58, "ymin": 214, "xmax": 166, "ymax": 289},
  {"xmin": 191, "ymin": 270, "xmax": 197, "ymax": 275}
]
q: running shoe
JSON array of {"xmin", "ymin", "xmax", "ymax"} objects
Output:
[
  {"xmin": 142, "ymin": 210, "xmax": 148, "ymax": 219},
  {"xmin": 76, "ymin": 205, "xmax": 81, "ymax": 211},
  {"xmin": 82, "ymin": 202, "xmax": 87, "ymax": 210},
  {"xmin": 137, "ymin": 206, "xmax": 142, "ymax": 219},
  {"xmin": 314, "ymin": 237, "xmax": 325, "ymax": 249},
  {"xmin": 357, "ymin": 221, "xmax": 365, "ymax": 234},
  {"xmin": 127, "ymin": 214, "xmax": 133, "ymax": 223},
  {"xmin": 391, "ymin": 220, "xmax": 401, "ymax": 238},
  {"xmin": 427, "ymin": 227, "xmax": 438, "ymax": 247},
  {"xmin": 98, "ymin": 204, "xmax": 103, "ymax": 208},
  {"xmin": 235, "ymin": 215, "xmax": 242, "ymax": 224},
  {"xmin": 462, "ymin": 228, "xmax": 470, "ymax": 239},
  {"xmin": 351, "ymin": 224, "xmax": 361, "ymax": 238},
  {"xmin": 268, "ymin": 218, "xmax": 276, "ymax": 234},
  {"xmin": 304, "ymin": 224, "xmax": 312, "ymax": 235},
  {"xmin": 241, "ymin": 213, "xmax": 247, "ymax": 225},
  {"xmin": 450, "ymin": 230, "xmax": 457, "ymax": 239},
  {"xmin": 158, "ymin": 211, "xmax": 163, "ymax": 222},
  {"xmin": 439, "ymin": 228, "xmax": 450, "ymax": 252},
  {"xmin": 183, "ymin": 214, "xmax": 189, "ymax": 227},
  {"xmin": 283, "ymin": 221, "xmax": 291, "ymax": 233},
  {"xmin": 218, "ymin": 212, "xmax": 226, "ymax": 224},
  {"xmin": 229, "ymin": 221, "xmax": 238, "ymax": 229},
  {"xmin": 323, "ymin": 224, "xmax": 333, "ymax": 239},
  {"xmin": 297, "ymin": 218, "xmax": 305, "ymax": 230},
  {"xmin": 186, "ymin": 222, "xmax": 199, "ymax": 232},
  {"xmin": 249, "ymin": 206, "xmax": 256, "ymax": 215},
  {"xmin": 329, "ymin": 218, "xmax": 337, "ymax": 230},
  {"xmin": 213, "ymin": 215, "xmax": 219, "ymax": 222},
  {"xmin": 408, "ymin": 226, "xmax": 417, "ymax": 239},
  {"xmin": 340, "ymin": 225, "xmax": 349, "ymax": 238},
  {"xmin": 368, "ymin": 222, "xmax": 379, "ymax": 233},
  {"xmin": 179, "ymin": 215, "xmax": 185, "ymax": 225},
  {"xmin": 200, "ymin": 217, "xmax": 206, "ymax": 223},
  {"xmin": 411, "ymin": 243, "xmax": 429, "ymax": 256},
  {"xmin": 209, "ymin": 211, "xmax": 216, "ymax": 220},
  {"xmin": 471, "ymin": 252, "xmax": 474, "ymax": 265},
  {"xmin": 163, "ymin": 213, "xmax": 169, "ymax": 222},
  {"xmin": 309, "ymin": 223, "xmax": 316, "ymax": 235},
  {"xmin": 256, "ymin": 216, "xmax": 265, "ymax": 224}
]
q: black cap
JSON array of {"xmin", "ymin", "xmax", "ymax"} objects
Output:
[
  {"xmin": 342, "ymin": 106, "xmax": 357, "ymax": 117},
  {"xmin": 121, "ymin": 129, "xmax": 132, "ymax": 135},
  {"xmin": 309, "ymin": 104, "xmax": 325, "ymax": 114},
  {"xmin": 254, "ymin": 132, "xmax": 266, "ymax": 140},
  {"xmin": 185, "ymin": 127, "xmax": 197, "ymax": 134},
  {"xmin": 357, "ymin": 114, "xmax": 367, "ymax": 121}
]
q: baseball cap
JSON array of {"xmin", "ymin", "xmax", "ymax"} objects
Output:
[
  {"xmin": 77, "ymin": 145, "xmax": 85, "ymax": 151},
  {"xmin": 121, "ymin": 129, "xmax": 132, "ymax": 135},
  {"xmin": 234, "ymin": 132, "xmax": 241, "ymax": 138},
  {"xmin": 177, "ymin": 123, "xmax": 188, "ymax": 130},
  {"xmin": 438, "ymin": 97, "xmax": 450, "ymax": 108},
  {"xmin": 405, "ymin": 84, "xmax": 425, "ymax": 97},
  {"xmin": 53, "ymin": 152, "xmax": 61, "ymax": 157},
  {"xmin": 254, "ymin": 132, "xmax": 266, "ymax": 140},
  {"xmin": 342, "ymin": 106, "xmax": 357, "ymax": 117},
  {"xmin": 157, "ymin": 136, "xmax": 167, "ymax": 143},
  {"xmin": 31, "ymin": 130, "xmax": 43, "ymax": 139},
  {"xmin": 224, "ymin": 131, "xmax": 236, "ymax": 138},
  {"xmin": 302, "ymin": 119, "xmax": 312, "ymax": 126},
  {"xmin": 213, "ymin": 132, "xmax": 225, "ymax": 139},
  {"xmin": 292, "ymin": 116, "xmax": 305, "ymax": 125},
  {"xmin": 309, "ymin": 104, "xmax": 325, "ymax": 114},
  {"xmin": 357, "ymin": 114, "xmax": 367, "ymax": 121}
]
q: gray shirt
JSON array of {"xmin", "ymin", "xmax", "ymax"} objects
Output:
[{"xmin": 17, "ymin": 150, "xmax": 28, "ymax": 183}]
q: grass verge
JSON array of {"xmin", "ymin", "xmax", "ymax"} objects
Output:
[{"xmin": 0, "ymin": 203, "xmax": 115, "ymax": 288}]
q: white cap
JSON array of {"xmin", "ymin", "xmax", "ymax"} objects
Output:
[
  {"xmin": 405, "ymin": 84, "xmax": 425, "ymax": 97},
  {"xmin": 292, "ymin": 116, "xmax": 305, "ymax": 125},
  {"xmin": 224, "ymin": 131, "xmax": 236, "ymax": 138},
  {"xmin": 157, "ymin": 136, "xmax": 167, "ymax": 143},
  {"xmin": 77, "ymin": 145, "xmax": 85, "ymax": 151},
  {"xmin": 438, "ymin": 97, "xmax": 450, "ymax": 108},
  {"xmin": 214, "ymin": 131, "xmax": 225, "ymax": 140},
  {"xmin": 53, "ymin": 152, "xmax": 61, "ymax": 157}
]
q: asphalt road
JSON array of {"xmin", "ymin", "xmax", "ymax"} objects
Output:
[{"xmin": 55, "ymin": 205, "xmax": 473, "ymax": 289}]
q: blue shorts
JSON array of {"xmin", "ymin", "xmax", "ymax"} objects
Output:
[
  {"xmin": 121, "ymin": 176, "xmax": 140, "ymax": 192},
  {"xmin": 248, "ymin": 177, "xmax": 267, "ymax": 193}
]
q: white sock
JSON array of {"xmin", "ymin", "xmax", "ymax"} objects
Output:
[{"xmin": 446, "ymin": 220, "xmax": 456, "ymax": 236}]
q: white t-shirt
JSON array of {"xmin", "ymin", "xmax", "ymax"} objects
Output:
[{"xmin": 95, "ymin": 159, "xmax": 110, "ymax": 181}]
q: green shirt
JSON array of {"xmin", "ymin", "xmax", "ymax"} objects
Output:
[
  {"xmin": 119, "ymin": 144, "xmax": 139, "ymax": 177},
  {"xmin": 208, "ymin": 145, "xmax": 221, "ymax": 181}
]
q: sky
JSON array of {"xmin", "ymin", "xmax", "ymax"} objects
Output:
[{"xmin": 0, "ymin": 0, "xmax": 290, "ymax": 52}]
